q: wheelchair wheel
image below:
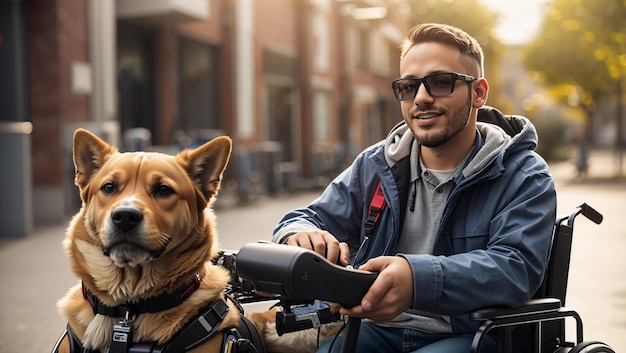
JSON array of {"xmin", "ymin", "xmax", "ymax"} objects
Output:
[{"xmin": 569, "ymin": 341, "xmax": 615, "ymax": 353}]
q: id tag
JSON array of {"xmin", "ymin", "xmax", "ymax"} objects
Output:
[{"xmin": 109, "ymin": 321, "xmax": 134, "ymax": 353}]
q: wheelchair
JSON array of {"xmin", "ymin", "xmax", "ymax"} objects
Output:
[
  {"xmin": 468, "ymin": 203, "xmax": 614, "ymax": 353},
  {"xmin": 221, "ymin": 203, "xmax": 614, "ymax": 353}
]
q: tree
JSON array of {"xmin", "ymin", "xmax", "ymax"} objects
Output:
[
  {"xmin": 584, "ymin": 0, "xmax": 626, "ymax": 175},
  {"xmin": 523, "ymin": 0, "xmax": 626, "ymax": 175}
]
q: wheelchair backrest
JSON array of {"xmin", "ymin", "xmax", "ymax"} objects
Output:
[
  {"xmin": 529, "ymin": 204, "xmax": 602, "ymax": 353},
  {"xmin": 536, "ymin": 203, "xmax": 603, "ymax": 305},
  {"xmin": 534, "ymin": 220, "xmax": 574, "ymax": 305}
]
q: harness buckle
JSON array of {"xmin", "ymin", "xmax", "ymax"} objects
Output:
[
  {"xmin": 109, "ymin": 309, "xmax": 135, "ymax": 353},
  {"xmin": 221, "ymin": 328, "xmax": 255, "ymax": 353}
]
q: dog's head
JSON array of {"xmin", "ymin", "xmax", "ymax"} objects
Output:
[{"xmin": 71, "ymin": 128, "xmax": 232, "ymax": 268}]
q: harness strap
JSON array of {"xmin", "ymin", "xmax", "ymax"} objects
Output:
[
  {"xmin": 163, "ymin": 297, "xmax": 230, "ymax": 352},
  {"xmin": 56, "ymin": 299, "xmax": 230, "ymax": 353},
  {"xmin": 51, "ymin": 324, "xmax": 98, "ymax": 353},
  {"xmin": 234, "ymin": 315, "xmax": 265, "ymax": 353}
]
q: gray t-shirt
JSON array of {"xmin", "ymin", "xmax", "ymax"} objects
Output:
[{"xmin": 377, "ymin": 141, "xmax": 467, "ymax": 334}]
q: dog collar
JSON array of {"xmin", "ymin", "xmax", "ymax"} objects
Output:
[{"xmin": 82, "ymin": 272, "xmax": 203, "ymax": 318}]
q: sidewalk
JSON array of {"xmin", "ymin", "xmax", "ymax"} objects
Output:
[
  {"xmin": 549, "ymin": 148, "xmax": 624, "ymax": 183},
  {"xmin": 0, "ymin": 150, "xmax": 624, "ymax": 352}
]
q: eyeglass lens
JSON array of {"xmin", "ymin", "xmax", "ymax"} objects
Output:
[{"xmin": 392, "ymin": 73, "xmax": 463, "ymax": 100}]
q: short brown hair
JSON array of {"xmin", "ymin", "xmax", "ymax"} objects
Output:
[{"xmin": 400, "ymin": 23, "xmax": 484, "ymax": 77}]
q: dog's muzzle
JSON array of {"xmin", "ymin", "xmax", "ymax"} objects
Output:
[{"xmin": 102, "ymin": 206, "xmax": 171, "ymax": 261}]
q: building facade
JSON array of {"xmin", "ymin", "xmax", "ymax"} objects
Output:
[{"xmin": 0, "ymin": 0, "xmax": 409, "ymax": 227}]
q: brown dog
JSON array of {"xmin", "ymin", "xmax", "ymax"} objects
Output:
[{"xmin": 56, "ymin": 128, "xmax": 247, "ymax": 352}]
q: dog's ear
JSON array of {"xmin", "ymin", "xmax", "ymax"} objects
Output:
[
  {"xmin": 72, "ymin": 128, "xmax": 118, "ymax": 190},
  {"xmin": 177, "ymin": 136, "xmax": 232, "ymax": 205}
]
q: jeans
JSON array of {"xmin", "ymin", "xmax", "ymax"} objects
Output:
[{"xmin": 316, "ymin": 323, "xmax": 497, "ymax": 353}]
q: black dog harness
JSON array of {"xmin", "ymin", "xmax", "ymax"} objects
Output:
[{"xmin": 52, "ymin": 273, "xmax": 264, "ymax": 353}]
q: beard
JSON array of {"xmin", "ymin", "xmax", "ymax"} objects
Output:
[{"xmin": 410, "ymin": 95, "xmax": 473, "ymax": 148}]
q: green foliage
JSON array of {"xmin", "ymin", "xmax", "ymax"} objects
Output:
[
  {"xmin": 533, "ymin": 114, "xmax": 570, "ymax": 162},
  {"xmin": 405, "ymin": 0, "xmax": 500, "ymax": 46},
  {"xmin": 522, "ymin": 0, "xmax": 626, "ymax": 121}
]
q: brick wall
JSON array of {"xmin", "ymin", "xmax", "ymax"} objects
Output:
[
  {"xmin": 26, "ymin": 0, "xmax": 89, "ymax": 222},
  {"xmin": 27, "ymin": 0, "xmax": 89, "ymax": 187}
]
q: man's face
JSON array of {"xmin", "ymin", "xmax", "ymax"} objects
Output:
[{"xmin": 399, "ymin": 42, "xmax": 479, "ymax": 148}]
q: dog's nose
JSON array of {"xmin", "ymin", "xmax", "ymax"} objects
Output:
[{"xmin": 111, "ymin": 207, "xmax": 143, "ymax": 231}]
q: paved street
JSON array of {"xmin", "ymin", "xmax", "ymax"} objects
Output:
[{"xmin": 0, "ymin": 150, "xmax": 624, "ymax": 352}]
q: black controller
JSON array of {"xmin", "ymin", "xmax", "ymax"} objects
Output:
[{"xmin": 236, "ymin": 242, "xmax": 378, "ymax": 308}]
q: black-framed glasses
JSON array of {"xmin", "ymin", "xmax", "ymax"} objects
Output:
[{"xmin": 391, "ymin": 72, "xmax": 476, "ymax": 101}]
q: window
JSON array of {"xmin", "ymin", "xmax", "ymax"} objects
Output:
[
  {"xmin": 356, "ymin": 28, "xmax": 369, "ymax": 68},
  {"xmin": 370, "ymin": 31, "xmax": 390, "ymax": 76},
  {"xmin": 178, "ymin": 38, "xmax": 219, "ymax": 131},
  {"xmin": 313, "ymin": 90, "xmax": 331, "ymax": 141},
  {"xmin": 311, "ymin": 11, "xmax": 330, "ymax": 73}
]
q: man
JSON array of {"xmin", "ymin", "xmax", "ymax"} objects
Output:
[{"xmin": 272, "ymin": 23, "xmax": 556, "ymax": 352}]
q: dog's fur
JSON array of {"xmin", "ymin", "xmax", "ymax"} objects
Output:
[
  {"xmin": 57, "ymin": 129, "xmax": 243, "ymax": 352},
  {"xmin": 57, "ymin": 128, "xmax": 336, "ymax": 353},
  {"xmin": 247, "ymin": 310, "xmax": 339, "ymax": 353}
]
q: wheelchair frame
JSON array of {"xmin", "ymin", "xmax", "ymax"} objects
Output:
[{"xmin": 469, "ymin": 203, "xmax": 614, "ymax": 353}]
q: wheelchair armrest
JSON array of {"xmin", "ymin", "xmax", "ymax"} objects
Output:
[{"xmin": 469, "ymin": 298, "xmax": 562, "ymax": 321}]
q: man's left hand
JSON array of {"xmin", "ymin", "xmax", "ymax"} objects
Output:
[{"xmin": 339, "ymin": 256, "xmax": 414, "ymax": 321}]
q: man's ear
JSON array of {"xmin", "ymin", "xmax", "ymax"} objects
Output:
[{"xmin": 472, "ymin": 78, "xmax": 489, "ymax": 108}]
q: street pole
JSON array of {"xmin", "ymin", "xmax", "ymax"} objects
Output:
[{"xmin": 616, "ymin": 81, "xmax": 624, "ymax": 177}]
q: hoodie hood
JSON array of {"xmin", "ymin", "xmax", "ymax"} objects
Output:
[{"xmin": 384, "ymin": 108, "xmax": 538, "ymax": 178}]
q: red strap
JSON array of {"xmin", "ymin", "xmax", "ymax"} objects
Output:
[
  {"xmin": 364, "ymin": 180, "xmax": 386, "ymax": 236},
  {"xmin": 370, "ymin": 181, "xmax": 386, "ymax": 222}
]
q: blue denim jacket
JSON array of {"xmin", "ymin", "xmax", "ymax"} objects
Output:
[{"xmin": 273, "ymin": 107, "xmax": 557, "ymax": 334}]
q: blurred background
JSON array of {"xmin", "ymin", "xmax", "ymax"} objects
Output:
[
  {"xmin": 1, "ymin": 1, "xmax": 625, "ymax": 351},
  {"xmin": 1, "ymin": 0, "xmax": 625, "ymax": 234}
]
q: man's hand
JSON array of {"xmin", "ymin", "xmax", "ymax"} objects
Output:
[
  {"xmin": 284, "ymin": 230, "xmax": 350, "ymax": 266},
  {"xmin": 339, "ymin": 256, "xmax": 414, "ymax": 322}
]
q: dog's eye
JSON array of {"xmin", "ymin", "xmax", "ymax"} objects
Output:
[
  {"xmin": 101, "ymin": 182, "xmax": 117, "ymax": 194},
  {"xmin": 155, "ymin": 184, "xmax": 174, "ymax": 197}
]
